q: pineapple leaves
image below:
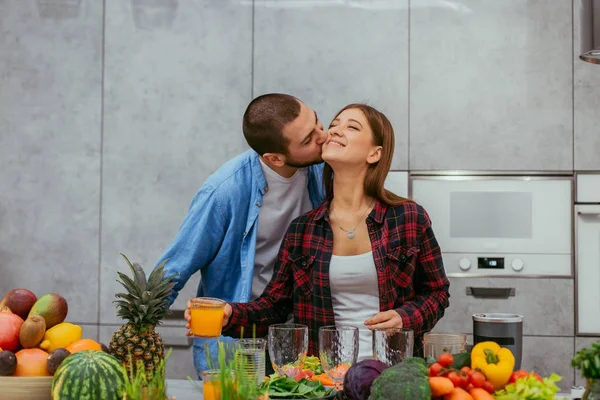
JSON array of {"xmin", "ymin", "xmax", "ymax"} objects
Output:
[
  {"xmin": 132, "ymin": 263, "xmax": 147, "ymax": 292},
  {"xmin": 116, "ymin": 272, "xmax": 142, "ymax": 297}
]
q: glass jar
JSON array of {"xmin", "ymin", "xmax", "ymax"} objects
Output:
[
  {"xmin": 422, "ymin": 333, "xmax": 467, "ymax": 360},
  {"xmin": 584, "ymin": 379, "xmax": 600, "ymax": 400}
]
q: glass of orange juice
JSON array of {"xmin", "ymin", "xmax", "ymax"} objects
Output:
[
  {"xmin": 201, "ymin": 369, "xmax": 222, "ymax": 400},
  {"xmin": 190, "ymin": 297, "xmax": 226, "ymax": 338}
]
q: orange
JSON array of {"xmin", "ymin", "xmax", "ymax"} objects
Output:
[
  {"xmin": 13, "ymin": 348, "xmax": 51, "ymax": 376},
  {"xmin": 66, "ymin": 338, "xmax": 102, "ymax": 354}
]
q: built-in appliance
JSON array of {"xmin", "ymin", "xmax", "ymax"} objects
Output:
[
  {"xmin": 410, "ymin": 175, "xmax": 573, "ymax": 277},
  {"xmin": 579, "ymin": 0, "xmax": 600, "ymax": 65},
  {"xmin": 473, "ymin": 313, "xmax": 523, "ymax": 370},
  {"xmin": 575, "ymin": 174, "xmax": 600, "ymax": 335}
]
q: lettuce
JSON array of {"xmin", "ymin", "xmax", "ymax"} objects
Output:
[{"xmin": 493, "ymin": 373, "xmax": 567, "ymax": 400}]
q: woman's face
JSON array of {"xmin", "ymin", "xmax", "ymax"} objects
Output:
[{"xmin": 322, "ymin": 108, "xmax": 381, "ymax": 167}]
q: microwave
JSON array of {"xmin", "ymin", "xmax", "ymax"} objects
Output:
[{"xmin": 410, "ymin": 175, "xmax": 573, "ymax": 278}]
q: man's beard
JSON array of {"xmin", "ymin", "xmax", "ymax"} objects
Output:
[{"xmin": 284, "ymin": 155, "xmax": 323, "ymax": 169}]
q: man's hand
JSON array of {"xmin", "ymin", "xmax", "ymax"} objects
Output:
[
  {"xmin": 185, "ymin": 300, "xmax": 233, "ymax": 336},
  {"xmin": 364, "ymin": 310, "xmax": 403, "ymax": 330}
]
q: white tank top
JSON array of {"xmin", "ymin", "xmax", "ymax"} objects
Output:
[{"xmin": 329, "ymin": 251, "xmax": 380, "ymax": 361}]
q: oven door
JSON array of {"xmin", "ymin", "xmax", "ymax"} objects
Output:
[
  {"xmin": 411, "ymin": 177, "xmax": 572, "ymax": 277},
  {"xmin": 576, "ymin": 204, "xmax": 600, "ymax": 335}
]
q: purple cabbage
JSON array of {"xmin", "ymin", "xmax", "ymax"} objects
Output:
[{"xmin": 342, "ymin": 359, "xmax": 390, "ymax": 400}]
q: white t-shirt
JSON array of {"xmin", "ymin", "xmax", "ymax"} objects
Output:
[
  {"xmin": 251, "ymin": 159, "xmax": 313, "ymax": 300},
  {"xmin": 329, "ymin": 251, "xmax": 380, "ymax": 361}
]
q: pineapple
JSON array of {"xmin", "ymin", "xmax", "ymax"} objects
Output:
[{"xmin": 109, "ymin": 253, "xmax": 178, "ymax": 380}]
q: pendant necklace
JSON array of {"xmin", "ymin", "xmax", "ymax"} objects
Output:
[{"xmin": 332, "ymin": 200, "xmax": 375, "ymax": 240}]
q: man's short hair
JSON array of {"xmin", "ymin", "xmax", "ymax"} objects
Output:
[{"xmin": 242, "ymin": 93, "xmax": 301, "ymax": 155}]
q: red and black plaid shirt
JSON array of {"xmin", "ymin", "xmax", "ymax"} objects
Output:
[{"xmin": 223, "ymin": 199, "xmax": 450, "ymax": 356}]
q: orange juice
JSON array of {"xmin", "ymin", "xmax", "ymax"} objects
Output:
[
  {"xmin": 190, "ymin": 297, "xmax": 226, "ymax": 337},
  {"xmin": 202, "ymin": 379, "xmax": 219, "ymax": 400}
]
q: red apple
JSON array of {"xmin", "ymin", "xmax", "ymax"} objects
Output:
[
  {"xmin": 0, "ymin": 289, "xmax": 37, "ymax": 320},
  {"xmin": 0, "ymin": 312, "xmax": 24, "ymax": 352}
]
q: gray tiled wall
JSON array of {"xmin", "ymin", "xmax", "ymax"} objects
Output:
[{"xmin": 1, "ymin": 0, "xmax": 599, "ymax": 380}]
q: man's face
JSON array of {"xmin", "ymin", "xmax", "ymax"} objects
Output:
[{"xmin": 281, "ymin": 101, "xmax": 327, "ymax": 168}]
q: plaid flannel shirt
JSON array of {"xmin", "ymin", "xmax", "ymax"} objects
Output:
[{"xmin": 222, "ymin": 199, "xmax": 450, "ymax": 356}]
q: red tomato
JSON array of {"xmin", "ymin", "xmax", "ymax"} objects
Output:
[
  {"xmin": 303, "ymin": 369, "xmax": 315, "ymax": 378},
  {"xmin": 447, "ymin": 371, "xmax": 461, "ymax": 387},
  {"xmin": 531, "ymin": 372, "xmax": 543, "ymax": 382},
  {"xmin": 438, "ymin": 353, "xmax": 454, "ymax": 368},
  {"xmin": 429, "ymin": 362, "xmax": 443, "ymax": 377},
  {"xmin": 469, "ymin": 371, "xmax": 487, "ymax": 388},
  {"xmin": 458, "ymin": 371, "xmax": 470, "ymax": 389},
  {"xmin": 509, "ymin": 370, "xmax": 531, "ymax": 384},
  {"xmin": 482, "ymin": 381, "xmax": 495, "ymax": 394}
]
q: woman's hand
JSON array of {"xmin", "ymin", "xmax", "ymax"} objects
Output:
[
  {"xmin": 364, "ymin": 310, "xmax": 403, "ymax": 330},
  {"xmin": 184, "ymin": 300, "xmax": 232, "ymax": 336}
]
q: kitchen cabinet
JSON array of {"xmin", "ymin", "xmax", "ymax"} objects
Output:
[
  {"xmin": 410, "ymin": 0, "xmax": 572, "ymax": 171},
  {"xmin": 575, "ymin": 175, "xmax": 600, "ymax": 335},
  {"xmin": 99, "ymin": 325, "xmax": 197, "ymax": 380},
  {"xmin": 253, "ymin": 0, "xmax": 409, "ymax": 170},
  {"xmin": 99, "ymin": 0, "xmax": 252, "ymax": 324},
  {"xmin": 574, "ymin": 2, "xmax": 600, "ymax": 170},
  {"xmin": 433, "ymin": 277, "xmax": 574, "ymax": 336},
  {"xmin": 0, "ymin": 0, "xmax": 102, "ymax": 324}
]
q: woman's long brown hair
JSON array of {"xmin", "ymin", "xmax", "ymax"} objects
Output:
[{"xmin": 323, "ymin": 104, "xmax": 411, "ymax": 206}]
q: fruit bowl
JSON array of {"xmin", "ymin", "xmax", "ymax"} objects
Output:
[{"xmin": 0, "ymin": 376, "xmax": 53, "ymax": 400}]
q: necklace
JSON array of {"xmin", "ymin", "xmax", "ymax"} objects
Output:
[{"xmin": 331, "ymin": 200, "xmax": 375, "ymax": 240}]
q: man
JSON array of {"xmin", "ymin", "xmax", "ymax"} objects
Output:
[{"xmin": 155, "ymin": 93, "xmax": 327, "ymax": 376}]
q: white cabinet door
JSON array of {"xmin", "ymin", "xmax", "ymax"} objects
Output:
[{"xmin": 576, "ymin": 205, "xmax": 600, "ymax": 335}]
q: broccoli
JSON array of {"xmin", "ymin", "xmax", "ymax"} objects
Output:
[{"xmin": 368, "ymin": 358, "xmax": 431, "ymax": 400}]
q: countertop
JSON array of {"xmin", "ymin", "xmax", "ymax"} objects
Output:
[{"xmin": 164, "ymin": 379, "xmax": 577, "ymax": 400}]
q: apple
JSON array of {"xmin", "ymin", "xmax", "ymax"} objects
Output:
[{"xmin": 0, "ymin": 312, "xmax": 24, "ymax": 352}]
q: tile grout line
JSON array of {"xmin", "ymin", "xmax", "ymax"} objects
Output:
[
  {"xmin": 251, "ymin": 0, "xmax": 255, "ymax": 100},
  {"xmin": 407, "ymin": 0, "xmax": 411, "ymax": 171},
  {"xmin": 97, "ymin": 0, "xmax": 107, "ymax": 342}
]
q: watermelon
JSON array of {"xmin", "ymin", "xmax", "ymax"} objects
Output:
[{"xmin": 52, "ymin": 350, "xmax": 127, "ymax": 400}]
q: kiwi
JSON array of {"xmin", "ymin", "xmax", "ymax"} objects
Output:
[
  {"xmin": 0, "ymin": 350, "xmax": 17, "ymax": 376},
  {"xmin": 46, "ymin": 348, "xmax": 71, "ymax": 375},
  {"xmin": 100, "ymin": 342, "xmax": 109, "ymax": 353},
  {"xmin": 19, "ymin": 315, "xmax": 46, "ymax": 348}
]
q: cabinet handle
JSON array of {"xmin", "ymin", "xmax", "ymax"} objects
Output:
[
  {"xmin": 577, "ymin": 211, "xmax": 600, "ymax": 216},
  {"xmin": 162, "ymin": 336, "xmax": 193, "ymax": 348},
  {"xmin": 466, "ymin": 287, "xmax": 515, "ymax": 299},
  {"xmin": 165, "ymin": 309, "xmax": 186, "ymax": 320}
]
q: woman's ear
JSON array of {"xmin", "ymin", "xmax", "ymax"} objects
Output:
[{"xmin": 367, "ymin": 146, "xmax": 382, "ymax": 164}]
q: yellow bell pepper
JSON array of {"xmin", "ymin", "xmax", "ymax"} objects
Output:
[
  {"xmin": 471, "ymin": 341, "xmax": 515, "ymax": 390},
  {"xmin": 39, "ymin": 322, "xmax": 82, "ymax": 352}
]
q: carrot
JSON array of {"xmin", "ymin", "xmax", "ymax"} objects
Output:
[
  {"xmin": 429, "ymin": 376, "xmax": 455, "ymax": 396},
  {"xmin": 468, "ymin": 387, "xmax": 495, "ymax": 400},
  {"xmin": 312, "ymin": 373, "xmax": 334, "ymax": 387},
  {"xmin": 443, "ymin": 387, "xmax": 474, "ymax": 400}
]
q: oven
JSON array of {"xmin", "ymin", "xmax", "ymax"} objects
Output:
[{"xmin": 410, "ymin": 175, "xmax": 573, "ymax": 278}]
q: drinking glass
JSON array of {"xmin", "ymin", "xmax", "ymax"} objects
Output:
[
  {"xmin": 372, "ymin": 328, "xmax": 414, "ymax": 366},
  {"xmin": 267, "ymin": 324, "xmax": 309, "ymax": 377},
  {"xmin": 318, "ymin": 325, "xmax": 359, "ymax": 388},
  {"xmin": 234, "ymin": 338, "xmax": 266, "ymax": 388},
  {"xmin": 189, "ymin": 297, "xmax": 226, "ymax": 337}
]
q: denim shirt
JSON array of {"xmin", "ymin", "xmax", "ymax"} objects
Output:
[{"xmin": 155, "ymin": 150, "xmax": 325, "ymax": 376}]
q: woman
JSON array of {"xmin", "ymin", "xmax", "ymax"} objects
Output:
[{"xmin": 202, "ymin": 104, "xmax": 449, "ymax": 359}]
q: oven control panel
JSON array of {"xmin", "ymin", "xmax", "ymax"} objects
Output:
[{"xmin": 444, "ymin": 253, "xmax": 571, "ymax": 277}]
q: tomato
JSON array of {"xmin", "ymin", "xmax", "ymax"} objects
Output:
[
  {"xmin": 482, "ymin": 381, "xmax": 495, "ymax": 394},
  {"xmin": 531, "ymin": 372, "xmax": 543, "ymax": 382},
  {"xmin": 460, "ymin": 366, "xmax": 471, "ymax": 374},
  {"xmin": 429, "ymin": 362, "xmax": 443, "ymax": 377},
  {"xmin": 438, "ymin": 353, "xmax": 454, "ymax": 368},
  {"xmin": 469, "ymin": 371, "xmax": 487, "ymax": 388},
  {"xmin": 447, "ymin": 371, "xmax": 461, "ymax": 387},
  {"xmin": 509, "ymin": 370, "xmax": 531, "ymax": 384},
  {"xmin": 458, "ymin": 371, "xmax": 470, "ymax": 389}
]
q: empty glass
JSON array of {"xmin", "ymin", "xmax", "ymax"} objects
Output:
[
  {"xmin": 319, "ymin": 325, "xmax": 359, "ymax": 388},
  {"xmin": 372, "ymin": 328, "xmax": 414, "ymax": 366},
  {"xmin": 234, "ymin": 338, "xmax": 266, "ymax": 388},
  {"xmin": 267, "ymin": 324, "xmax": 309, "ymax": 377}
]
